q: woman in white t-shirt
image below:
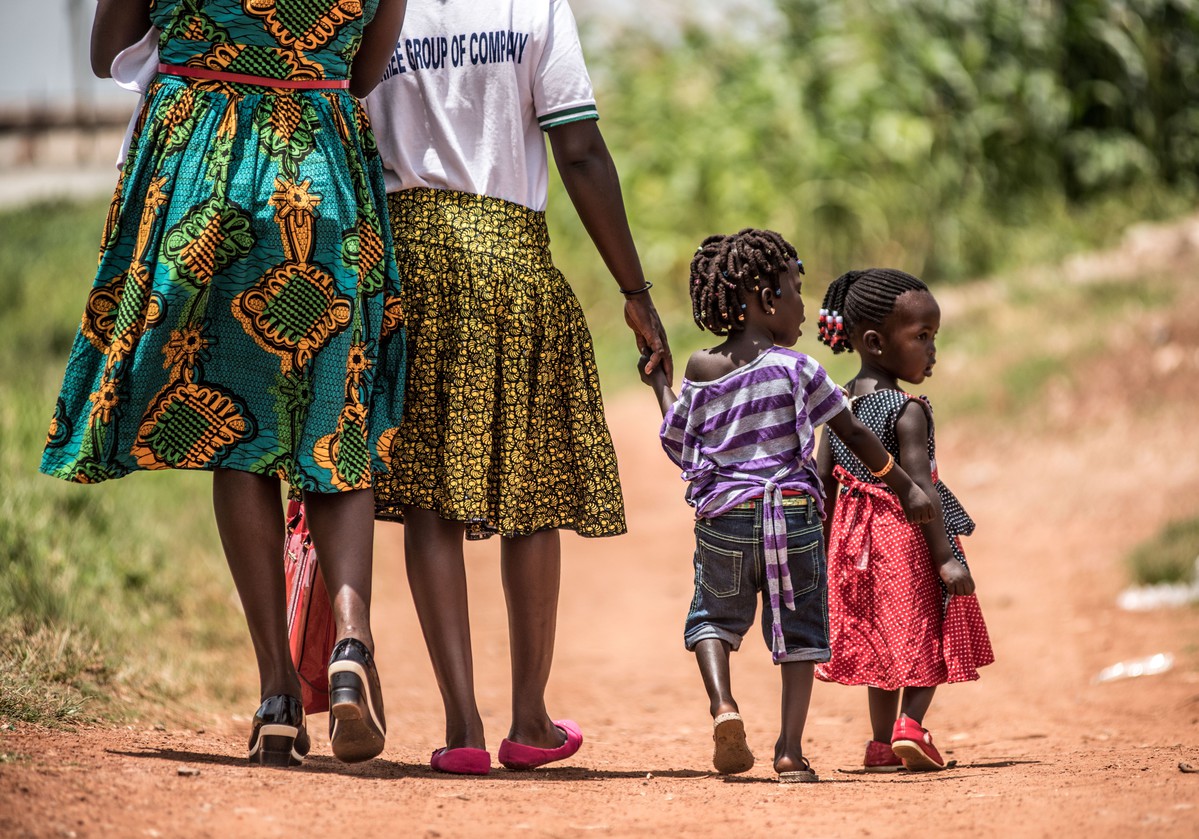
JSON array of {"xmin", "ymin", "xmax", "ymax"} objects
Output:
[{"xmin": 365, "ymin": 0, "xmax": 671, "ymax": 775}]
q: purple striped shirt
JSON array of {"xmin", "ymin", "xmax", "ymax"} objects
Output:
[
  {"xmin": 660, "ymin": 347, "xmax": 847, "ymax": 518},
  {"xmin": 660, "ymin": 347, "xmax": 848, "ymax": 662}
]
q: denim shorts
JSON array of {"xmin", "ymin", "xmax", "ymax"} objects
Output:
[{"xmin": 683, "ymin": 496, "xmax": 830, "ymax": 663}]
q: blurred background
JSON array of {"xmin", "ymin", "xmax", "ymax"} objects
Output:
[{"xmin": 2, "ymin": 0, "xmax": 1197, "ymax": 725}]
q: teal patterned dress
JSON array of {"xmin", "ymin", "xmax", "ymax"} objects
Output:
[{"xmin": 41, "ymin": 0, "xmax": 405, "ymax": 493}]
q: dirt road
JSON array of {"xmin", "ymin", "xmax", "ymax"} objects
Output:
[{"xmin": 2, "ymin": 363, "xmax": 1198, "ymax": 837}]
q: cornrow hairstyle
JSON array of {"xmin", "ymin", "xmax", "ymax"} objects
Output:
[
  {"xmin": 688, "ymin": 228, "xmax": 801, "ymax": 335},
  {"xmin": 818, "ymin": 268, "xmax": 928, "ymax": 354}
]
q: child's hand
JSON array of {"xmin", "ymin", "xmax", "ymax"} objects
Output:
[
  {"xmin": 638, "ymin": 350, "xmax": 667, "ymax": 387},
  {"xmin": 640, "ymin": 351, "xmax": 678, "ymax": 417},
  {"xmin": 938, "ymin": 559, "xmax": 976, "ymax": 596},
  {"xmin": 899, "ymin": 483, "xmax": 935, "ymax": 525}
]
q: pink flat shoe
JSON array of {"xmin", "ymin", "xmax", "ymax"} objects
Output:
[
  {"xmin": 497, "ymin": 720, "xmax": 583, "ymax": 770},
  {"xmin": 430, "ymin": 746, "xmax": 491, "ymax": 775}
]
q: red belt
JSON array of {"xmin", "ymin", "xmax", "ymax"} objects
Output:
[{"xmin": 158, "ymin": 63, "xmax": 349, "ymax": 90}]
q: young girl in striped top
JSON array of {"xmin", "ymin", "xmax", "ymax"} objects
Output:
[{"xmin": 639, "ymin": 229, "xmax": 934, "ymax": 782}]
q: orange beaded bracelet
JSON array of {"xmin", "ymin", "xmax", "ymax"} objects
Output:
[{"xmin": 870, "ymin": 453, "xmax": 895, "ymax": 478}]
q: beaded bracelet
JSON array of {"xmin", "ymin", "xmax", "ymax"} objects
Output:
[
  {"xmin": 870, "ymin": 453, "xmax": 895, "ymax": 478},
  {"xmin": 620, "ymin": 281, "xmax": 654, "ymax": 296}
]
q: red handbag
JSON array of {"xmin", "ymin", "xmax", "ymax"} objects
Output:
[{"xmin": 284, "ymin": 499, "xmax": 336, "ymax": 715}]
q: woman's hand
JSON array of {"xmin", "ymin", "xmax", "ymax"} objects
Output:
[{"xmin": 625, "ymin": 295, "xmax": 672, "ymax": 383}]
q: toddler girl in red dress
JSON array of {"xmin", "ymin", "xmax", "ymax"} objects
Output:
[{"xmin": 814, "ymin": 268, "xmax": 994, "ymax": 772}]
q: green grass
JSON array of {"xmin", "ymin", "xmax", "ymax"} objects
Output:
[
  {"xmin": 1127, "ymin": 518, "xmax": 1199, "ymax": 587},
  {"xmin": 0, "ymin": 199, "xmax": 247, "ymax": 726},
  {"xmin": 0, "ymin": 617, "xmax": 111, "ymax": 725}
]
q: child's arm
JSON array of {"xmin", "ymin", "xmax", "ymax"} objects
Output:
[
  {"xmin": 825, "ymin": 407, "xmax": 934, "ymax": 524},
  {"xmin": 816, "ymin": 428, "xmax": 837, "ymax": 547},
  {"xmin": 638, "ymin": 351, "xmax": 678, "ymax": 418},
  {"xmin": 91, "ymin": 0, "xmax": 152, "ymax": 76},
  {"xmin": 895, "ymin": 403, "xmax": 976, "ymax": 596},
  {"xmin": 548, "ymin": 120, "xmax": 672, "ymax": 382}
]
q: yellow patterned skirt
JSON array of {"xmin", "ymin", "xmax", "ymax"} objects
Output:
[{"xmin": 373, "ymin": 188, "xmax": 626, "ymax": 539}]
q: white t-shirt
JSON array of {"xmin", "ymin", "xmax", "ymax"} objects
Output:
[
  {"xmin": 363, "ymin": 0, "xmax": 598, "ymax": 211},
  {"xmin": 111, "ymin": 27, "xmax": 161, "ymax": 169}
]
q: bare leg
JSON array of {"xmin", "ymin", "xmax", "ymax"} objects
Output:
[
  {"xmin": 696, "ymin": 638, "xmax": 753, "ymax": 774},
  {"xmin": 868, "ymin": 686, "xmax": 901, "ymax": 742},
  {"xmin": 899, "ymin": 686, "xmax": 937, "ymax": 725},
  {"xmin": 501, "ymin": 529, "xmax": 565, "ymax": 749},
  {"xmin": 693, "ymin": 638, "xmax": 738, "ymax": 718},
  {"xmin": 212, "ymin": 469, "xmax": 299, "ymax": 701},
  {"xmin": 774, "ymin": 661, "xmax": 814, "ymax": 773},
  {"xmin": 303, "ymin": 487, "xmax": 375, "ymax": 650},
  {"xmin": 403, "ymin": 506, "xmax": 485, "ymax": 750}
]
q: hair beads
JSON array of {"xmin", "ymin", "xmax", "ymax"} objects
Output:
[
  {"xmin": 817, "ymin": 308, "xmax": 848, "ymax": 350},
  {"xmin": 689, "ymin": 229, "xmax": 799, "ymax": 336},
  {"xmin": 818, "ymin": 268, "xmax": 928, "ymax": 355}
]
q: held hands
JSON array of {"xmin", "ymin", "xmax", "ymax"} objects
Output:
[
  {"xmin": 638, "ymin": 349, "xmax": 678, "ymax": 418},
  {"xmin": 938, "ymin": 558, "xmax": 976, "ymax": 596},
  {"xmin": 625, "ymin": 295, "xmax": 673, "ymax": 384},
  {"xmin": 638, "ymin": 350, "xmax": 667, "ymax": 387}
]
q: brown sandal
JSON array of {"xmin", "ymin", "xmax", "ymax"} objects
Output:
[
  {"xmin": 778, "ymin": 757, "xmax": 818, "ymax": 783},
  {"xmin": 712, "ymin": 712, "xmax": 755, "ymax": 775}
]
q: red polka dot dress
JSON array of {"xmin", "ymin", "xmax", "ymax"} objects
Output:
[{"xmin": 815, "ymin": 390, "xmax": 993, "ymax": 689}]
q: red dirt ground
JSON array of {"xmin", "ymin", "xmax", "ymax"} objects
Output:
[{"xmin": 2, "ymin": 268, "xmax": 1198, "ymax": 837}]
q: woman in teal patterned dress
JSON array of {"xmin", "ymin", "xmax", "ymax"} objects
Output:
[{"xmin": 40, "ymin": 0, "xmax": 407, "ymax": 767}]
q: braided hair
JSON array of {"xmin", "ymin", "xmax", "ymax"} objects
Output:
[
  {"xmin": 689, "ymin": 228, "xmax": 800, "ymax": 335},
  {"xmin": 818, "ymin": 268, "xmax": 928, "ymax": 354}
]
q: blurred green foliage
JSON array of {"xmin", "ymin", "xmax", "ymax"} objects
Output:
[
  {"xmin": 548, "ymin": 0, "xmax": 1197, "ymax": 361},
  {"xmin": 1128, "ymin": 517, "xmax": 1199, "ymax": 585}
]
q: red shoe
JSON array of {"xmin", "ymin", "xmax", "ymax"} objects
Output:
[
  {"xmin": 430, "ymin": 746, "xmax": 491, "ymax": 776},
  {"xmin": 863, "ymin": 739, "xmax": 903, "ymax": 773},
  {"xmin": 890, "ymin": 717, "xmax": 947, "ymax": 771},
  {"xmin": 498, "ymin": 720, "xmax": 583, "ymax": 770}
]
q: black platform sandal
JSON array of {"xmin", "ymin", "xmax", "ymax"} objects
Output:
[
  {"xmin": 328, "ymin": 638, "xmax": 387, "ymax": 763},
  {"xmin": 247, "ymin": 695, "xmax": 310, "ymax": 767}
]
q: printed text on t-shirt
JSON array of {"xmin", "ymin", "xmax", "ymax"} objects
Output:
[{"xmin": 382, "ymin": 31, "xmax": 532, "ymax": 80}]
